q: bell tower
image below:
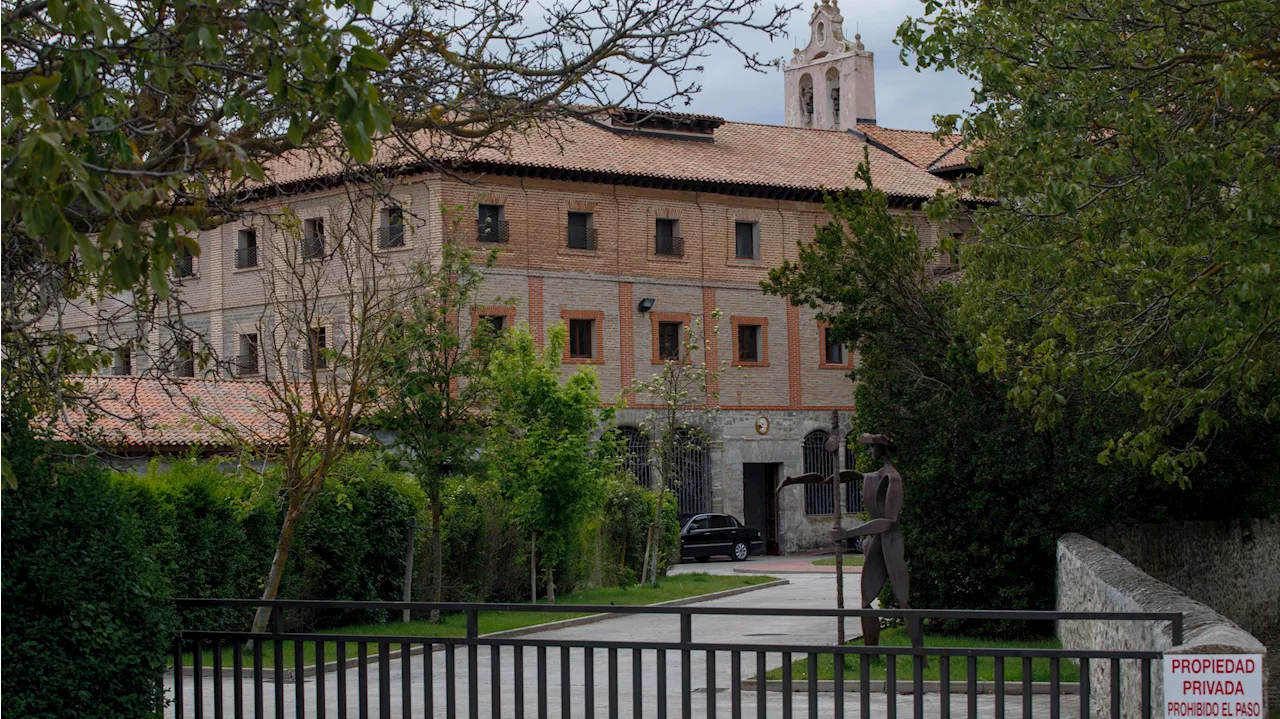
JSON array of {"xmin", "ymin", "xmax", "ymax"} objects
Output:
[{"xmin": 783, "ymin": 0, "xmax": 876, "ymax": 131}]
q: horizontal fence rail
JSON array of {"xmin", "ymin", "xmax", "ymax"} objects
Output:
[{"xmin": 169, "ymin": 599, "xmax": 1179, "ymax": 719}]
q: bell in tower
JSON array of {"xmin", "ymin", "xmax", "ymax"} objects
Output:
[{"xmin": 782, "ymin": 0, "xmax": 876, "ymax": 131}]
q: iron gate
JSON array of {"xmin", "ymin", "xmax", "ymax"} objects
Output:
[{"xmin": 168, "ymin": 599, "xmax": 1180, "ymax": 719}]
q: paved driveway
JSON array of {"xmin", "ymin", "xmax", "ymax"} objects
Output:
[{"xmin": 167, "ymin": 562, "xmax": 1077, "ymax": 718}]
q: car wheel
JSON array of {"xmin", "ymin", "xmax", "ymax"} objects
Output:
[
  {"xmin": 731, "ymin": 541, "xmax": 749, "ymax": 561},
  {"xmin": 696, "ymin": 556, "xmax": 710, "ymax": 563}
]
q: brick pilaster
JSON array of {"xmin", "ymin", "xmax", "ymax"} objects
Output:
[
  {"xmin": 528, "ymin": 276, "xmax": 544, "ymax": 349},
  {"xmin": 619, "ymin": 282, "xmax": 635, "ymax": 400},
  {"xmin": 787, "ymin": 300, "xmax": 802, "ymax": 408},
  {"xmin": 702, "ymin": 286, "xmax": 719, "ymax": 408}
]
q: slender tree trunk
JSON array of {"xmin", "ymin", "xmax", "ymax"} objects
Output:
[
  {"xmin": 430, "ymin": 482, "xmax": 443, "ymax": 623},
  {"xmin": 648, "ymin": 486, "xmax": 666, "ymax": 587},
  {"xmin": 639, "ymin": 526, "xmax": 653, "ymax": 586},
  {"xmin": 252, "ymin": 505, "xmax": 302, "ymax": 633},
  {"xmin": 529, "ymin": 531, "xmax": 538, "ymax": 604},
  {"xmin": 546, "ymin": 564, "xmax": 555, "ymax": 604},
  {"xmin": 402, "ymin": 519, "xmax": 416, "ymax": 623}
]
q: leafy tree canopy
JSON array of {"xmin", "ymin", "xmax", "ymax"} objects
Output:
[{"xmin": 899, "ymin": 0, "xmax": 1280, "ymax": 482}]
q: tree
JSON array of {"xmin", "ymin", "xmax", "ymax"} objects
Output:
[
  {"xmin": 187, "ymin": 196, "xmax": 418, "ymax": 633},
  {"xmin": 377, "ymin": 240, "xmax": 504, "ymax": 618},
  {"xmin": 625, "ymin": 313, "xmax": 722, "ymax": 587},
  {"xmin": 484, "ymin": 324, "xmax": 610, "ymax": 603},
  {"xmin": 897, "ymin": 0, "xmax": 1280, "ymax": 483},
  {"xmin": 764, "ymin": 160, "xmax": 1280, "ymax": 627},
  {"xmin": 1, "ymin": 0, "xmax": 796, "ymax": 423}
]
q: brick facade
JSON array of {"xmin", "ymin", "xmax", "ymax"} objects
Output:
[{"xmin": 65, "ymin": 126, "xmax": 967, "ymax": 552}]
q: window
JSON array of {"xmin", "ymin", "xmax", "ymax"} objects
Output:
[
  {"xmin": 236, "ymin": 229, "xmax": 258, "ymax": 269},
  {"xmin": 655, "ymin": 218, "xmax": 682, "ymax": 256},
  {"xmin": 380, "ymin": 206, "xmax": 405, "ymax": 248},
  {"xmin": 112, "ymin": 346, "xmax": 132, "ymax": 376},
  {"xmin": 657, "ymin": 321, "xmax": 682, "ymax": 361},
  {"xmin": 687, "ymin": 515, "xmax": 711, "ymax": 532},
  {"xmin": 302, "ymin": 218, "xmax": 325, "ymax": 259},
  {"xmin": 619, "ymin": 426, "xmax": 652, "ymax": 488},
  {"xmin": 174, "ymin": 246, "xmax": 195, "ymax": 278},
  {"xmin": 477, "ymin": 204, "xmax": 506, "ymax": 243},
  {"xmin": 737, "ymin": 324, "xmax": 761, "ymax": 363},
  {"xmin": 823, "ymin": 326, "xmax": 845, "ymax": 365},
  {"xmin": 803, "ymin": 430, "xmax": 838, "ymax": 515},
  {"xmin": 305, "ymin": 327, "xmax": 327, "ymax": 370},
  {"xmin": 710, "ymin": 515, "xmax": 734, "ymax": 529},
  {"xmin": 568, "ymin": 319, "xmax": 594, "ymax": 359},
  {"xmin": 567, "ymin": 211, "xmax": 596, "ymax": 250},
  {"xmin": 237, "ymin": 333, "xmax": 259, "ymax": 375},
  {"xmin": 735, "ymin": 221, "xmax": 759, "ymax": 259},
  {"xmin": 174, "ymin": 338, "xmax": 195, "ymax": 378},
  {"xmin": 483, "ymin": 315, "xmax": 506, "ymax": 334},
  {"xmin": 671, "ymin": 429, "xmax": 710, "ymax": 515}
]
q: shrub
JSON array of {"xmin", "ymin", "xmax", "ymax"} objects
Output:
[
  {"xmin": 599, "ymin": 476, "xmax": 680, "ymax": 586},
  {"xmin": 2, "ymin": 416, "xmax": 176, "ymax": 719},
  {"xmin": 430, "ymin": 475, "xmax": 526, "ymax": 604},
  {"xmin": 114, "ymin": 458, "xmax": 277, "ymax": 634},
  {"xmin": 287, "ymin": 453, "xmax": 426, "ymax": 628}
]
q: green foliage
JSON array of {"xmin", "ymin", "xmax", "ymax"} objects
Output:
[
  {"xmin": 288, "ymin": 453, "xmax": 426, "ymax": 628},
  {"xmin": 484, "ymin": 324, "xmax": 611, "ymax": 584},
  {"xmin": 2, "ymin": 414, "xmax": 176, "ymax": 718},
  {"xmin": 898, "ymin": 0, "xmax": 1280, "ymax": 483},
  {"xmin": 764, "ymin": 166, "xmax": 1280, "ymax": 635},
  {"xmin": 599, "ymin": 475, "xmax": 682, "ymax": 586},
  {"xmin": 434, "ymin": 476, "xmax": 528, "ymax": 603},
  {"xmin": 113, "ymin": 458, "xmax": 278, "ymax": 634},
  {"xmin": 104, "ymin": 453, "xmax": 425, "ymax": 631}
]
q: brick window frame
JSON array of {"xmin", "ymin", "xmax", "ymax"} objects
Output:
[
  {"xmin": 730, "ymin": 315, "xmax": 769, "ymax": 367},
  {"xmin": 818, "ymin": 322, "xmax": 854, "ymax": 370},
  {"xmin": 649, "ymin": 312, "xmax": 692, "ymax": 365},
  {"xmin": 561, "ymin": 309, "xmax": 605, "ymax": 365},
  {"xmin": 470, "ymin": 304, "xmax": 517, "ymax": 335}
]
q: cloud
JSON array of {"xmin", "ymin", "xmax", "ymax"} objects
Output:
[{"xmin": 679, "ymin": 0, "xmax": 975, "ymax": 132}]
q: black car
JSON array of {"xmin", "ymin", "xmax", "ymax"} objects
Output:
[{"xmin": 679, "ymin": 513, "xmax": 764, "ymax": 562}]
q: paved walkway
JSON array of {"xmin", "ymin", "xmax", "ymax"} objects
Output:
[
  {"xmin": 167, "ymin": 560, "xmax": 1076, "ymax": 718},
  {"xmin": 699, "ymin": 553, "xmax": 861, "ymax": 575}
]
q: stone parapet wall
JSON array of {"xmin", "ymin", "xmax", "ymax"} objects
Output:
[
  {"xmin": 1057, "ymin": 533, "xmax": 1267, "ymax": 719},
  {"xmin": 1097, "ymin": 518, "xmax": 1279, "ymax": 636}
]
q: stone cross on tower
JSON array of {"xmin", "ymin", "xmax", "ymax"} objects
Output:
[{"xmin": 783, "ymin": 0, "xmax": 876, "ymax": 132}]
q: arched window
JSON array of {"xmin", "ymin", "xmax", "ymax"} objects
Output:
[
  {"xmin": 669, "ymin": 428, "xmax": 710, "ymax": 516},
  {"xmin": 619, "ymin": 426, "xmax": 651, "ymax": 488},
  {"xmin": 825, "ymin": 67, "xmax": 841, "ymax": 127},
  {"xmin": 844, "ymin": 431, "xmax": 865, "ymax": 514},
  {"xmin": 798, "ymin": 74, "xmax": 814, "ymax": 126},
  {"xmin": 802, "ymin": 430, "xmax": 837, "ymax": 514}
]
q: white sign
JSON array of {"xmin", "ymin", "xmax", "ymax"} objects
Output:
[{"xmin": 1164, "ymin": 655, "xmax": 1264, "ymax": 718}]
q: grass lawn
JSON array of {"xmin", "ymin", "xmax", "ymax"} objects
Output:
[
  {"xmin": 764, "ymin": 627, "xmax": 1080, "ymax": 683},
  {"xmin": 811, "ymin": 556, "xmax": 866, "ymax": 567},
  {"xmin": 180, "ymin": 573, "xmax": 777, "ymax": 670}
]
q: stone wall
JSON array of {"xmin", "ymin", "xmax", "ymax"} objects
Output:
[
  {"xmin": 1057, "ymin": 533, "xmax": 1267, "ymax": 719},
  {"xmin": 1097, "ymin": 518, "xmax": 1280, "ymax": 636}
]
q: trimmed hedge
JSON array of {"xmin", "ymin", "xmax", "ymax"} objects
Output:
[
  {"xmin": 112, "ymin": 453, "xmax": 427, "ymax": 631},
  {"xmin": 2, "ymin": 418, "xmax": 176, "ymax": 719}
]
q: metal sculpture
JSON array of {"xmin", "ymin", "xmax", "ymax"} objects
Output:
[{"xmin": 778, "ymin": 432, "xmax": 913, "ymax": 647}]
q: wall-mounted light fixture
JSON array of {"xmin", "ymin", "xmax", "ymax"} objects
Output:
[{"xmin": 637, "ymin": 298, "xmax": 656, "ymax": 313}]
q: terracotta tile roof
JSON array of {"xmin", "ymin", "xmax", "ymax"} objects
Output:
[
  {"xmin": 261, "ymin": 118, "xmax": 955, "ymax": 201},
  {"xmin": 855, "ymin": 124, "xmax": 971, "ymax": 172},
  {"xmin": 56, "ymin": 377, "xmax": 291, "ymax": 451}
]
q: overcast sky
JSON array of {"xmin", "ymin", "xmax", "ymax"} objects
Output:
[{"xmin": 676, "ymin": 0, "xmax": 975, "ymax": 132}]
